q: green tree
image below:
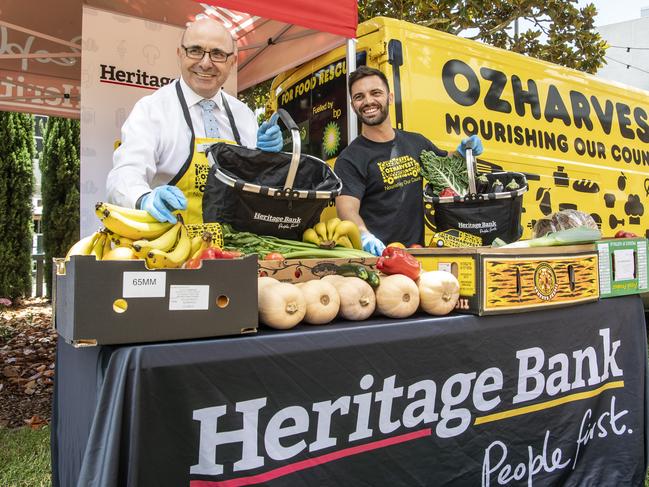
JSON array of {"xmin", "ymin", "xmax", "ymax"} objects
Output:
[
  {"xmin": 0, "ymin": 112, "xmax": 35, "ymax": 300},
  {"xmin": 357, "ymin": 0, "xmax": 606, "ymax": 73},
  {"xmin": 40, "ymin": 117, "xmax": 80, "ymax": 297}
]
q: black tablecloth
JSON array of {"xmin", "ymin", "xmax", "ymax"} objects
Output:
[{"xmin": 52, "ymin": 296, "xmax": 649, "ymax": 486}]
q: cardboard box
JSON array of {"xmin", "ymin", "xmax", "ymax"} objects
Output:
[
  {"xmin": 408, "ymin": 245, "xmax": 599, "ymax": 315},
  {"xmin": 258, "ymin": 257, "xmax": 378, "ymax": 283},
  {"xmin": 596, "ymin": 238, "xmax": 648, "ymax": 298},
  {"xmin": 53, "ymin": 255, "xmax": 258, "ymax": 346}
]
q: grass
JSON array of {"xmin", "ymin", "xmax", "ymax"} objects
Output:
[
  {"xmin": 0, "ymin": 423, "xmax": 647, "ymax": 485},
  {"xmin": 0, "ymin": 426, "xmax": 51, "ymax": 487}
]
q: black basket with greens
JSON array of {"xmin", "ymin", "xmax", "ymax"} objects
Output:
[{"xmin": 420, "ymin": 150, "xmax": 527, "ymax": 245}]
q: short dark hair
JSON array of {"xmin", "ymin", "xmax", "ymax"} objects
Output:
[{"xmin": 348, "ymin": 66, "xmax": 390, "ymax": 93}]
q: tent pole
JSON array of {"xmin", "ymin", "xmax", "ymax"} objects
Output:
[{"xmin": 345, "ymin": 37, "xmax": 358, "ymax": 144}]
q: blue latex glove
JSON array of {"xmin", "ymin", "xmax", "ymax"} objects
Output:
[
  {"xmin": 139, "ymin": 185, "xmax": 187, "ymax": 224},
  {"xmin": 361, "ymin": 231, "xmax": 386, "ymax": 256},
  {"xmin": 456, "ymin": 134, "xmax": 484, "ymax": 157},
  {"xmin": 256, "ymin": 113, "xmax": 283, "ymax": 152}
]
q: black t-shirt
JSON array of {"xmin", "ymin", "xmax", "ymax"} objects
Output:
[{"xmin": 334, "ymin": 130, "xmax": 446, "ymax": 246}]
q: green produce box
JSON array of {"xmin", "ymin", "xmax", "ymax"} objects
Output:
[
  {"xmin": 596, "ymin": 238, "xmax": 649, "ymax": 298},
  {"xmin": 53, "ymin": 255, "xmax": 258, "ymax": 346}
]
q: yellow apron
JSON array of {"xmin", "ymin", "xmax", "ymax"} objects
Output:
[{"xmin": 170, "ymin": 80, "xmax": 244, "ymax": 244}]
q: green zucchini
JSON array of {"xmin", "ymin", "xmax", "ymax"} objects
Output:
[
  {"xmin": 366, "ymin": 270, "xmax": 381, "ymax": 289},
  {"xmin": 336, "ymin": 263, "xmax": 369, "ymax": 280}
]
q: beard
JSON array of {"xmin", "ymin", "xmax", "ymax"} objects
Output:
[{"xmin": 353, "ymin": 102, "xmax": 389, "ymax": 126}]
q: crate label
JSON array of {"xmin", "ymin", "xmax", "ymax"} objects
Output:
[
  {"xmin": 613, "ymin": 249, "xmax": 635, "ymax": 281},
  {"xmin": 169, "ymin": 285, "xmax": 209, "ymax": 310},
  {"xmin": 482, "ymin": 254, "xmax": 598, "ymax": 311},
  {"xmin": 123, "ymin": 272, "xmax": 166, "ymax": 297}
]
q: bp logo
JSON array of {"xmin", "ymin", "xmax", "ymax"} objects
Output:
[
  {"xmin": 322, "ymin": 122, "xmax": 341, "ymax": 157},
  {"xmin": 534, "ymin": 262, "xmax": 558, "ymax": 301}
]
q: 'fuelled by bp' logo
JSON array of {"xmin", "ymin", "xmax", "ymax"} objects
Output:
[{"xmin": 534, "ymin": 262, "xmax": 558, "ymax": 301}]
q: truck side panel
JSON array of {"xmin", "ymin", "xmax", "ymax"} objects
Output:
[
  {"xmin": 271, "ymin": 18, "xmax": 649, "ymax": 241},
  {"xmin": 381, "ymin": 19, "xmax": 649, "ymax": 240}
]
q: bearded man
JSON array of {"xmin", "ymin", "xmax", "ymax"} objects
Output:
[{"xmin": 334, "ymin": 66, "xmax": 483, "ymax": 255}]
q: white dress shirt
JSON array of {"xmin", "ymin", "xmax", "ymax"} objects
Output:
[{"xmin": 107, "ymin": 77, "xmax": 258, "ymax": 208}]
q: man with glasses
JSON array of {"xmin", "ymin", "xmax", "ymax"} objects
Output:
[{"xmin": 107, "ymin": 17, "xmax": 282, "ymax": 228}]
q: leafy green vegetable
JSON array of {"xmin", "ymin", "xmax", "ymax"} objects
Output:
[{"xmin": 420, "ymin": 151, "xmax": 468, "ymax": 196}]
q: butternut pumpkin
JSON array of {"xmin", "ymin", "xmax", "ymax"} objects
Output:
[
  {"xmin": 258, "ymin": 282, "xmax": 306, "ymax": 329},
  {"xmin": 417, "ymin": 271, "xmax": 460, "ymax": 316},
  {"xmin": 296, "ymin": 280, "xmax": 340, "ymax": 325},
  {"xmin": 326, "ymin": 276, "xmax": 375, "ymax": 321},
  {"xmin": 375, "ymin": 274, "xmax": 420, "ymax": 319}
]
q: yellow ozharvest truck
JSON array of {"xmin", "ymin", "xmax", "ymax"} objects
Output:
[{"xmin": 270, "ymin": 16, "xmax": 649, "ymax": 242}]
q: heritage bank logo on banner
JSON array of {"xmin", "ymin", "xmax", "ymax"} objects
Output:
[
  {"xmin": 189, "ymin": 328, "xmax": 629, "ymax": 486},
  {"xmin": 99, "ymin": 64, "xmax": 173, "ymax": 90}
]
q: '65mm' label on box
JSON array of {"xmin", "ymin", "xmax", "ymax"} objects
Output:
[{"xmin": 123, "ymin": 272, "xmax": 166, "ymax": 298}]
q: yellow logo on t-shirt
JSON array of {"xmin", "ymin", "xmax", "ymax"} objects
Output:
[{"xmin": 377, "ymin": 155, "xmax": 421, "ymax": 190}]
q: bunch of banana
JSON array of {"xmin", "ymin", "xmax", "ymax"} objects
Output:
[
  {"xmin": 95, "ymin": 202, "xmax": 173, "ymax": 240},
  {"xmin": 302, "ymin": 218, "xmax": 362, "ymax": 250},
  {"xmin": 145, "ymin": 223, "xmax": 192, "ymax": 269},
  {"xmin": 189, "ymin": 231, "xmax": 214, "ymax": 260},
  {"xmin": 65, "ymin": 230, "xmax": 111, "ymax": 260},
  {"xmin": 132, "ymin": 220, "xmax": 183, "ymax": 258},
  {"xmin": 106, "ymin": 230, "xmax": 134, "ymax": 248}
]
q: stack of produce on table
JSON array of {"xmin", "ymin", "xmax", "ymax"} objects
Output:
[
  {"xmin": 492, "ymin": 210, "xmax": 603, "ymax": 248},
  {"xmin": 532, "ymin": 209, "xmax": 598, "ymax": 238},
  {"xmin": 532, "ymin": 208, "xmax": 639, "ymax": 239},
  {"xmin": 257, "ymin": 245, "xmax": 461, "ymax": 329},
  {"xmin": 64, "ymin": 202, "xmax": 228, "ymax": 268},
  {"xmin": 492, "ymin": 226, "xmax": 602, "ymax": 249},
  {"xmin": 64, "ymin": 203, "xmax": 374, "ymax": 268}
]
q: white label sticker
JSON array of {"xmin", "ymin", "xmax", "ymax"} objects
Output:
[
  {"xmin": 613, "ymin": 249, "xmax": 636, "ymax": 281},
  {"xmin": 169, "ymin": 285, "xmax": 210, "ymax": 310},
  {"xmin": 123, "ymin": 272, "xmax": 166, "ymax": 297},
  {"xmin": 438, "ymin": 262, "xmax": 452, "ymax": 273}
]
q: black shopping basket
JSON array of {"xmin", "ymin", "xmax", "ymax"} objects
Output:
[
  {"xmin": 203, "ymin": 109, "xmax": 342, "ymax": 240},
  {"xmin": 423, "ymin": 146, "xmax": 528, "ymax": 245}
]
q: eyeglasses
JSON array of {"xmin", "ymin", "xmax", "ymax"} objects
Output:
[{"xmin": 181, "ymin": 45, "xmax": 234, "ymax": 63}]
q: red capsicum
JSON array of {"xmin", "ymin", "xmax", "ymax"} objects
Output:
[{"xmin": 376, "ymin": 246, "xmax": 421, "ymax": 281}]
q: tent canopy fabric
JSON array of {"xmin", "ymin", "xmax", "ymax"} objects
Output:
[{"xmin": 0, "ymin": 0, "xmax": 357, "ymax": 117}]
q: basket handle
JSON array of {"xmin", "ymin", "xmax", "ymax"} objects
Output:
[
  {"xmin": 273, "ymin": 108, "xmax": 301, "ymax": 191},
  {"xmin": 464, "ymin": 138, "xmax": 477, "ymax": 194}
]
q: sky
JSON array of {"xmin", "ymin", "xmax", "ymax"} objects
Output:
[{"xmin": 580, "ymin": 0, "xmax": 649, "ymax": 26}]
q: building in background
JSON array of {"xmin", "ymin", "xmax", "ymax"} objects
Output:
[
  {"xmin": 596, "ymin": 7, "xmax": 649, "ymax": 91},
  {"xmin": 32, "ymin": 114, "xmax": 47, "ymax": 255}
]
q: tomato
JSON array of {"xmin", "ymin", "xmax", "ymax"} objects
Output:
[
  {"xmin": 183, "ymin": 258, "xmax": 202, "ymax": 269},
  {"xmin": 221, "ymin": 250, "xmax": 242, "ymax": 259},
  {"xmin": 264, "ymin": 252, "xmax": 284, "ymax": 261},
  {"xmin": 408, "ymin": 244, "xmax": 423, "ymax": 248},
  {"xmin": 200, "ymin": 247, "xmax": 222, "ymax": 260},
  {"xmin": 439, "ymin": 187, "xmax": 459, "ymax": 197},
  {"xmin": 615, "ymin": 230, "xmax": 638, "ymax": 238}
]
